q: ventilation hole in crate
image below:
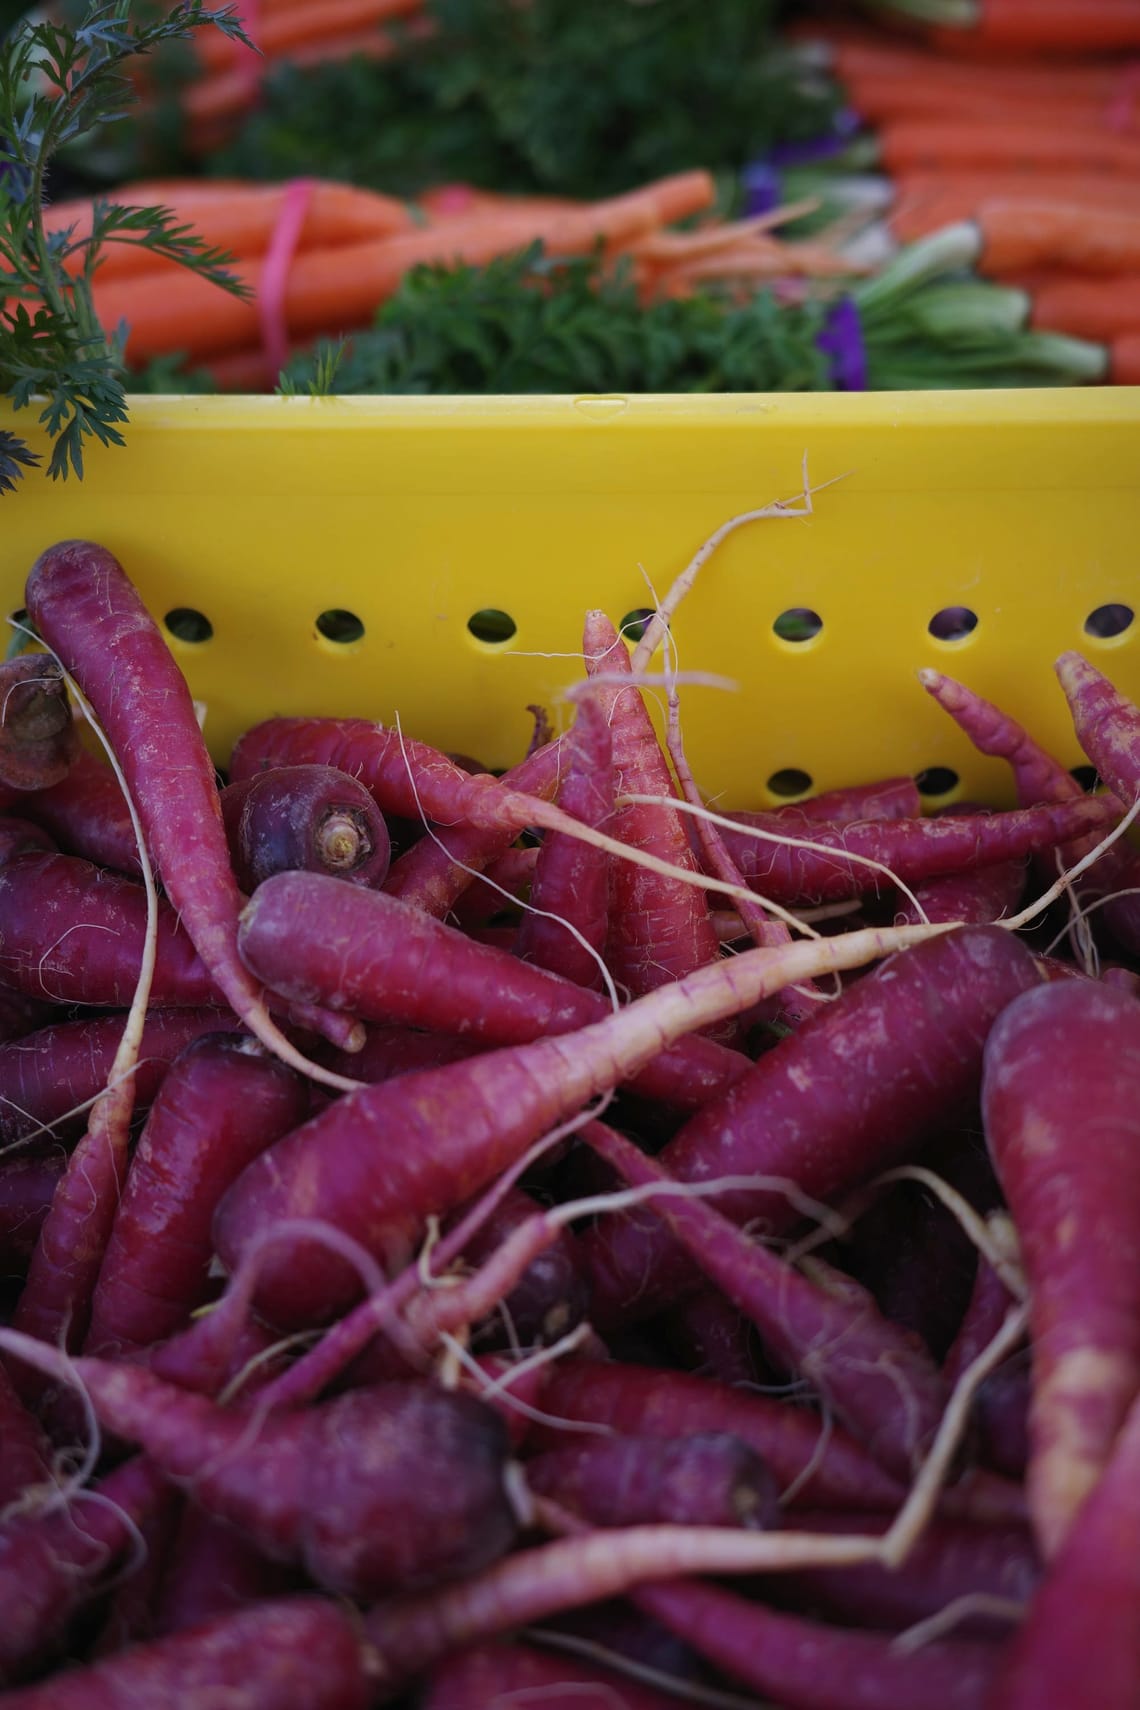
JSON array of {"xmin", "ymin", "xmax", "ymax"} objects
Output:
[
  {"xmin": 767, "ymin": 767, "xmax": 814, "ymax": 799},
  {"xmin": 1084, "ymin": 603, "xmax": 1134, "ymax": 640},
  {"xmin": 915, "ymin": 766, "xmax": 959, "ymax": 799},
  {"xmin": 619, "ymin": 607, "xmax": 657, "ymax": 644},
  {"xmin": 928, "ymin": 606, "xmax": 978, "ymax": 643},
  {"xmin": 467, "ymin": 609, "xmax": 517, "ymax": 645},
  {"xmin": 164, "ymin": 608, "xmax": 213, "ymax": 644},
  {"xmin": 316, "ymin": 609, "xmax": 365, "ymax": 645},
  {"xmin": 1070, "ymin": 763, "xmax": 1101, "ymax": 792},
  {"xmin": 773, "ymin": 608, "xmax": 822, "ymax": 643}
]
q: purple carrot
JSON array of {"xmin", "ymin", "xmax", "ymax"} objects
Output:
[
  {"xmin": 220, "ymin": 764, "xmax": 391, "ymax": 893},
  {"xmin": 0, "ymin": 1362, "xmax": 52, "ymax": 1508},
  {"xmin": 981, "ymin": 978, "xmax": 1140, "ymax": 1558},
  {"xmin": 0, "ymin": 656, "xmax": 78, "ymax": 792},
  {"xmin": 449, "ymin": 846, "xmax": 539, "ymax": 928},
  {"xmin": 662, "ymin": 1287, "xmax": 768, "ymax": 1387},
  {"xmin": 0, "ymin": 1154, "xmax": 63, "ymax": 1269},
  {"xmin": 581, "ymin": 1120, "xmax": 949, "ymax": 1479},
  {"xmin": 24, "ymin": 541, "xmax": 353, "ymax": 1088},
  {"xmin": 89, "ymin": 1484, "xmax": 182, "ymax": 1660},
  {"xmin": 18, "ymin": 747, "xmax": 140, "ymax": 874},
  {"xmin": 515, "ymin": 693, "xmax": 614, "ymax": 988},
  {"xmin": 454, "ymin": 1184, "xmax": 590, "ymax": 1352},
  {"xmin": 985, "ymin": 1382, "xmax": 1140, "ymax": 1710},
  {"xmin": 0, "ymin": 1009, "xmax": 233, "ymax": 1149},
  {"xmin": 944, "ymin": 1251, "xmax": 1021, "ymax": 1389},
  {"xmin": 0, "ymin": 1453, "xmax": 170, "ymax": 1685},
  {"xmin": 84, "ymin": 1034, "xmax": 309, "ymax": 1358},
  {"xmin": 525, "ymin": 1430, "xmax": 781, "ymax": 1531},
  {"xmin": 1054, "ymin": 650, "xmax": 1140, "ymax": 806},
  {"xmin": 920, "ymin": 664, "xmax": 1140, "ymax": 951},
  {"xmin": 213, "ymin": 919, "xmax": 950, "ymax": 1329},
  {"xmin": 0, "ymin": 818, "xmax": 55, "ymax": 863},
  {"xmin": 717, "ymin": 795, "xmax": 1117, "ymax": 906},
  {"xmin": 584, "ymin": 610, "xmax": 720, "ymax": 996},
  {"xmin": 581, "ymin": 924, "xmax": 1041, "ymax": 1331},
  {"xmin": 631, "ymin": 1578, "xmax": 1000, "ymax": 1710},
  {"xmin": 774, "ymin": 775, "xmax": 922, "ymax": 824},
  {"xmin": 0, "ymin": 854, "xmax": 219, "ymax": 1009},
  {"xmin": 236, "ymin": 869, "xmax": 750, "ymax": 1112},
  {"xmin": 152, "ymin": 1505, "xmax": 297, "ymax": 1638},
  {"xmin": 0, "ymin": 1596, "xmax": 374, "ymax": 1710},
  {"xmin": 780, "ymin": 1510, "xmax": 1039, "ymax": 1637},
  {"xmin": 230, "ymin": 713, "xmax": 567, "ymax": 919},
  {"xmin": 533, "ymin": 1360, "xmax": 1026, "ymax": 1528},
  {"xmin": 894, "ymin": 856, "xmax": 1027, "ymax": 927},
  {"xmin": 147, "ymin": 1311, "xmax": 291, "ymax": 1399},
  {"xmin": 422, "ymin": 1642, "xmax": 685, "ymax": 1710},
  {"xmin": 976, "ymin": 1361, "xmax": 1031, "ymax": 1483},
  {"xmin": 3, "ymin": 1335, "xmax": 519, "ymax": 1599}
]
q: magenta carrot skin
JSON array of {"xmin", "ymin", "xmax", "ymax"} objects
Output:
[
  {"xmin": 0, "ymin": 656, "xmax": 78, "ymax": 792},
  {"xmin": 944, "ymin": 1258, "xmax": 1018, "ymax": 1390},
  {"xmin": 236, "ymin": 870, "xmax": 749, "ymax": 1111},
  {"xmin": 718, "ymin": 794, "xmax": 1117, "ymax": 906},
  {"xmin": 1054, "ymin": 649, "xmax": 1140, "ymax": 806},
  {"xmin": 582, "ymin": 925, "xmax": 1042, "ymax": 1330},
  {"xmin": 981, "ymin": 979, "xmax": 1140, "ymax": 1558},
  {"xmin": 781, "ymin": 1511, "xmax": 1039, "ymax": 1637},
  {"xmin": 84, "ymin": 1034, "xmax": 309, "ymax": 1358},
  {"xmin": 152, "ymin": 1506, "xmax": 296, "ymax": 1638},
  {"xmin": 663, "ymin": 1288, "xmax": 768, "ymax": 1387},
  {"xmin": 584, "ymin": 610, "xmax": 720, "ymax": 996},
  {"xmin": 146, "ymin": 1310, "xmax": 289, "ymax": 1399},
  {"xmin": 0, "ymin": 1363, "xmax": 52, "ymax": 1508},
  {"xmin": 14, "ymin": 1357, "xmax": 518, "ymax": 1599},
  {"xmin": 421, "ymin": 1641, "xmax": 687, "ymax": 1710},
  {"xmin": 0, "ymin": 1597, "xmax": 375, "ymax": 1710},
  {"xmin": 0, "ymin": 853, "xmax": 217, "ymax": 1009},
  {"xmin": 633, "ymin": 1579, "xmax": 1000, "ymax": 1710},
  {"xmin": 0, "ymin": 817, "xmax": 55, "ymax": 863},
  {"xmin": 0, "ymin": 1155, "xmax": 64, "ymax": 1267},
  {"xmin": 220, "ymin": 764, "xmax": 391, "ymax": 893},
  {"xmin": 525, "ymin": 1431, "xmax": 781, "ymax": 1531},
  {"xmin": 455, "ymin": 1184, "xmax": 590, "ymax": 1351},
  {"xmin": 515, "ymin": 694, "xmax": 614, "ymax": 988},
  {"xmin": 531, "ymin": 1362, "xmax": 910, "ymax": 1512},
  {"xmin": 383, "ymin": 730, "xmax": 567, "ymax": 919},
  {"xmin": 0, "ymin": 1008, "xmax": 231, "ymax": 1149},
  {"xmin": 18, "ymin": 747, "xmax": 140, "ymax": 874},
  {"xmin": 24, "ymin": 541, "xmax": 342, "ymax": 1078},
  {"xmin": 582, "ymin": 1120, "xmax": 949, "ymax": 1478},
  {"xmin": 893, "ymin": 856, "xmax": 1027, "ymax": 927},
  {"xmin": 90, "ymin": 1484, "xmax": 182, "ymax": 1660},
  {"xmin": 773, "ymin": 775, "xmax": 922, "ymax": 824},
  {"xmin": 0, "ymin": 1454, "xmax": 169, "ymax": 1686},
  {"xmin": 984, "ymin": 1385, "xmax": 1140, "ymax": 1710},
  {"xmin": 449, "ymin": 846, "xmax": 539, "ymax": 928}
]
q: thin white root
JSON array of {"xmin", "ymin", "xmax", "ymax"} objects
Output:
[
  {"xmin": 890, "ymin": 1593, "xmax": 1027, "ymax": 1655},
  {"xmin": 869, "ymin": 1166, "xmax": 1027, "ymax": 1301},
  {"xmin": 878, "ymin": 1303, "xmax": 1031, "ymax": 1570},
  {"xmin": 1004, "ymin": 795, "xmax": 1140, "ymax": 931}
]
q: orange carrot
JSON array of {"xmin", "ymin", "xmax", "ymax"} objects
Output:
[
  {"xmin": 1028, "ymin": 274, "xmax": 1140, "ymax": 340},
  {"xmin": 848, "ymin": 79, "xmax": 1139, "ymax": 133},
  {"xmin": 95, "ymin": 171, "xmax": 717, "ymax": 362},
  {"xmin": 191, "ymin": 0, "xmax": 426, "ymax": 74},
  {"xmin": 48, "ymin": 182, "xmax": 415, "ymax": 283},
  {"xmin": 929, "ymin": 0, "xmax": 1140, "ymax": 53},
  {"xmin": 1110, "ymin": 333, "xmax": 1140, "ymax": 382},
  {"xmin": 889, "ymin": 177, "xmax": 1140, "ymax": 244},
  {"xmin": 975, "ymin": 198, "xmax": 1140, "ymax": 275},
  {"xmin": 825, "ymin": 37, "xmax": 1128, "ymax": 99},
  {"xmin": 878, "ymin": 120, "xmax": 1140, "ymax": 177},
  {"xmin": 417, "ymin": 187, "xmax": 580, "ymax": 223}
]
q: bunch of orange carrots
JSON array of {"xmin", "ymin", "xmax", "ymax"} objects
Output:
[
  {"xmin": 120, "ymin": 0, "xmax": 433, "ymax": 155},
  {"xmin": 783, "ymin": 15, "xmax": 1140, "ymax": 383},
  {"xmin": 35, "ymin": 170, "xmax": 862, "ymax": 387},
  {"xmin": 862, "ymin": 0, "xmax": 1140, "ymax": 56}
]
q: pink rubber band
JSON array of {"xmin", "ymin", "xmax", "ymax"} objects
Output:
[
  {"xmin": 1106, "ymin": 60, "xmax": 1140, "ymax": 133},
  {"xmin": 258, "ymin": 177, "xmax": 316, "ymax": 381},
  {"xmin": 433, "ymin": 184, "xmax": 478, "ymax": 216}
]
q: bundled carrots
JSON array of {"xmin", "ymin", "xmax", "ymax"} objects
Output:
[{"xmin": 38, "ymin": 171, "xmax": 862, "ymax": 381}]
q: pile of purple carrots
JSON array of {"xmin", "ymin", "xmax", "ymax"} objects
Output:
[{"xmin": 0, "ymin": 536, "xmax": 1138, "ymax": 1709}]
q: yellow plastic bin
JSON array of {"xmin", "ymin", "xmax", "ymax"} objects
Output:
[{"xmin": 2, "ymin": 389, "xmax": 1138, "ymax": 808}]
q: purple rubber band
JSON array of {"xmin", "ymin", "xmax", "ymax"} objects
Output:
[
  {"xmin": 740, "ymin": 162, "xmax": 783, "ymax": 217},
  {"xmin": 767, "ymin": 108, "xmax": 861, "ymax": 168},
  {"xmin": 817, "ymin": 297, "xmax": 866, "ymax": 392}
]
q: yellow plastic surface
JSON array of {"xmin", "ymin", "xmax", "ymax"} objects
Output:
[{"xmin": 2, "ymin": 390, "xmax": 1139, "ymax": 811}]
